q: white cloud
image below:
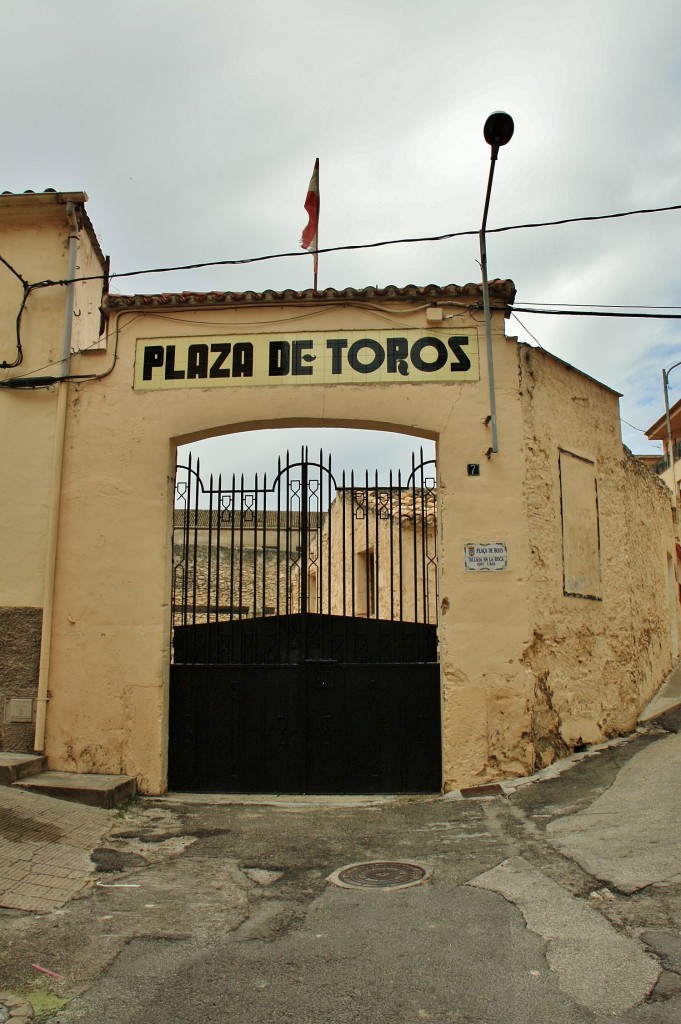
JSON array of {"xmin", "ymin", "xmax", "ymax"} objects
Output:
[{"xmin": 2, "ymin": 0, "xmax": 680, "ymax": 461}]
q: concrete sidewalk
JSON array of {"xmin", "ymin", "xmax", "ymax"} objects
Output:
[{"xmin": 0, "ymin": 785, "xmax": 114, "ymax": 912}]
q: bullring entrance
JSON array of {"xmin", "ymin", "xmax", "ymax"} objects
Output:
[{"xmin": 168, "ymin": 443, "xmax": 441, "ymax": 793}]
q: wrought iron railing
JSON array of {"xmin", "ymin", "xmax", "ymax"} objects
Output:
[
  {"xmin": 171, "ymin": 447, "xmax": 438, "ymax": 664},
  {"xmin": 653, "ymin": 440, "xmax": 681, "ymax": 475}
]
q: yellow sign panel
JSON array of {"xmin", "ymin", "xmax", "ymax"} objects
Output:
[{"xmin": 133, "ymin": 329, "xmax": 479, "ymax": 390}]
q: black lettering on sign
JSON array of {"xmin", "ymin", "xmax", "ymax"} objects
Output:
[
  {"xmin": 164, "ymin": 345, "xmax": 185, "ymax": 380},
  {"xmin": 142, "ymin": 345, "xmax": 164, "ymax": 380},
  {"xmin": 448, "ymin": 336, "xmax": 471, "ymax": 372},
  {"xmin": 187, "ymin": 344, "xmax": 208, "ymax": 379},
  {"xmin": 269, "ymin": 340, "xmax": 289, "ymax": 376},
  {"xmin": 387, "ymin": 337, "xmax": 410, "ymax": 376},
  {"xmin": 411, "ymin": 337, "xmax": 448, "ymax": 373},
  {"xmin": 326, "ymin": 338, "xmax": 347, "ymax": 374},
  {"xmin": 292, "ymin": 340, "xmax": 314, "ymax": 376},
  {"xmin": 232, "ymin": 342, "xmax": 253, "ymax": 378},
  {"xmin": 347, "ymin": 338, "xmax": 384, "ymax": 374},
  {"xmin": 210, "ymin": 343, "xmax": 231, "ymax": 378}
]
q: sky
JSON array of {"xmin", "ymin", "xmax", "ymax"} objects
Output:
[{"xmin": 2, "ymin": 0, "xmax": 680, "ymax": 479}]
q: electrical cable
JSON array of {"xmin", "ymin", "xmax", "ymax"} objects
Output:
[
  {"xmin": 3, "ymin": 197, "xmax": 681, "ymax": 382},
  {"xmin": 0, "ymin": 284, "xmax": 31, "ymax": 369},
  {"xmin": 22, "ymin": 201, "xmax": 681, "ymax": 289},
  {"xmin": 0, "ymin": 254, "xmax": 29, "ymax": 288},
  {"xmin": 510, "ymin": 312, "xmax": 544, "ymax": 349},
  {"xmin": 516, "ymin": 301, "xmax": 681, "ymax": 310},
  {"xmin": 0, "ymin": 373, "xmax": 100, "ymax": 390},
  {"xmin": 621, "ymin": 418, "xmax": 650, "ymax": 433},
  {"xmin": 0, "ymin": 313, "xmax": 142, "ymax": 386},
  {"xmin": 509, "ymin": 306, "xmax": 681, "ymax": 320},
  {"xmin": 0, "ymin": 257, "xmax": 32, "ymax": 368}
]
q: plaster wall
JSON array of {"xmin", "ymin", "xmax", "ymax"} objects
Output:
[
  {"xmin": 303, "ymin": 493, "xmax": 438, "ymax": 624},
  {"xmin": 657, "ymin": 458, "xmax": 681, "ymax": 505},
  {"xmin": 29, "ymin": 291, "xmax": 678, "ymax": 794},
  {"xmin": 44, "ymin": 297, "xmax": 534, "ymax": 792},
  {"xmin": 519, "ymin": 344, "xmax": 679, "ymax": 764},
  {"xmin": 0, "ymin": 195, "xmax": 105, "ymax": 751},
  {"xmin": 0, "ymin": 207, "xmax": 69, "ymax": 607}
]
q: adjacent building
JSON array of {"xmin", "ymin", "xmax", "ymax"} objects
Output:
[{"xmin": 646, "ymin": 396, "xmax": 681, "ymax": 504}]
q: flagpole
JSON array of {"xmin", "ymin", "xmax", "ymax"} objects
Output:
[
  {"xmin": 313, "ymin": 160, "xmax": 319, "ymax": 290},
  {"xmin": 301, "ymin": 158, "xmax": 320, "ymax": 291}
]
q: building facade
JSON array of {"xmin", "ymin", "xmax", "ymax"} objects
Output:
[
  {"xmin": 646, "ymin": 396, "xmax": 681, "ymax": 505},
  {"xmin": 0, "ymin": 191, "xmax": 106, "ymax": 753},
  {"xmin": 1, "ymin": 192, "xmax": 679, "ymax": 793}
]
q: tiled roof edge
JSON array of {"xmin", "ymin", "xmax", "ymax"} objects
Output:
[
  {"xmin": 0, "ymin": 189, "xmax": 107, "ymax": 271},
  {"xmin": 103, "ymin": 280, "xmax": 516, "ymax": 313}
]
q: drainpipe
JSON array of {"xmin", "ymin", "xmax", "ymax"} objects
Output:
[
  {"xmin": 34, "ymin": 202, "xmax": 80, "ymax": 753},
  {"xmin": 663, "ymin": 363, "xmax": 681, "ymax": 510}
]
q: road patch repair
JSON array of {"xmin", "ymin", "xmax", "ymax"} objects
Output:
[{"xmin": 469, "ymin": 856, "xmax": 660, "ymax": 1014}]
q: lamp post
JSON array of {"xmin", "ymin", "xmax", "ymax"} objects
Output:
[
  {"xmin": 663, "ymin": 360, "xmax": 681, "ymax": 505},
  {"xmin": 480, "ymin": 111, "xmax": 514, "ymax": 454}
]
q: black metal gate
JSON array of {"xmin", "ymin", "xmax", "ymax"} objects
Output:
[{"xmin": 169, "ymin": 448, "xmax": 441, "ymax": 793}]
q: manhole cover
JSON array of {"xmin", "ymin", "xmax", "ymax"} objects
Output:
[{"xmin": 328, "ymin": 860, "xmax": 431, "ymax": 891}]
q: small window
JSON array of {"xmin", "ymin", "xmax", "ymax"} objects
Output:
[
  {"xmin": 559, "ymin": 450, "xmax": 601, "ymax": 600},
  {"xmin": 356, "ymin": 549, "xmax": 376, "ymax": 616}
]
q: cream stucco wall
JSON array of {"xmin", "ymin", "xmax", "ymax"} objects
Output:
[
  {"xmin": 6, "ymin": 265, "xmax": 676, "ymax": 793},
  {"xmin": 302, "ymin": 492, "xmax": 437, "ymax": 623},
  {"xmin": 42, "ymin": 292, "xmax": 537, "ymax": 792},
  {"xmin": 1, "ymin": 201, "xmax": 73, "ymax": 606},
  {"xmin": 0, "ymin": 194, "xmax": 105, "ymax": 605},
  {"xmin": 519, "ymin": 344, "xmax": 679, "ymax": 764},
  {"xmin": 0, "ymin": 193, "xmax": 105, "ymax": 751},
  {"xmin": 657, "ymin": 457, "xmax": 681, "ymax": 504}
]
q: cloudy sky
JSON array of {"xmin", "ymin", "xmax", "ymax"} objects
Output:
[{"xmin": 2, "ymin": 0, "xmax": 680, "ymax": 477}]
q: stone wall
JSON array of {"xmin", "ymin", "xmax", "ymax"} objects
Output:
[
  {"xmin": 0, "ymin": 607, "xmax": 41, "ymax": 752},
  {"xmin": 172, "ymin": 542, "xmax": 293, "ymax": 623}
]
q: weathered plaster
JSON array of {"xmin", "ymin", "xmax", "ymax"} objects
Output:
[
  {"xmin": 0, "ymin": 607, "xmax": 42, "ymax": 751},
  {"xmin": 518, "ymin": 344, "xmax": 679, "ymax": 763},
  {"xmin": 3, "ymin": 205, "xmax": 677, "ymax": 793}
]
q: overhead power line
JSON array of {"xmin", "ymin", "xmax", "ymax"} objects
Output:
[
  {"xmin": 516, "ymin": 301, "xmax": 681, "ymax": 310},
  {"xmin": 510, "ymin": 306, "xmax": 681, "ymax": 320},
  {"xmin": 23, "ymin": 201, "xmax": 681, "ymax": 289}
]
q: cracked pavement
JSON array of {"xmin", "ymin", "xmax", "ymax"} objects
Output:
[{"xmin": 1, "ymin": 711, "xmax": 681, "ymax": 1022}]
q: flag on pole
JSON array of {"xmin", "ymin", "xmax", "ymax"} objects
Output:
[{"xmin": 300, "ymin": 158, "xmax": 320, "ymax": 286}]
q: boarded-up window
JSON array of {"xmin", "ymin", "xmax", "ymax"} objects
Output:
[{"xmin": 559, "ymin": 451, "xmax": 601, "ymax": 599}]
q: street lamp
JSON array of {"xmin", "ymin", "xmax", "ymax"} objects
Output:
[
  {"xmin": 663, "ymin": 360, "xmax": 681, "ymax": 504},
  {"xmin": 480, "ymin": 111, "xmax": 514, "ymax": 454}
]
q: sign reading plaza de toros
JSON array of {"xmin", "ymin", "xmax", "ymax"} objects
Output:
[{"xmin": 133, "ymin": 329, "xmax": 479, "ymax": 390}]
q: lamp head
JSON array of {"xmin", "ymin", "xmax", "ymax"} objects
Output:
[{"xmin": 484, "ymin": 111, "xmax": 514, "ymax": 149}]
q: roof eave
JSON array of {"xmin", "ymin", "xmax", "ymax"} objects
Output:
[{"xmin": 102, "ymin": 280, "xmax": 516, "ymax": 316}]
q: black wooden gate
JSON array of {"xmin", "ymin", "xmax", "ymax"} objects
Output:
[{"xmin": 169, "ymin": 448, "xmax": 441, "ymax": 793}]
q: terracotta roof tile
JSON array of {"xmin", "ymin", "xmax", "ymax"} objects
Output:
[
  {"xmin": 0, "ymin": 189, "xmax": 106, "ymax": 270},
  {"xmin": 103, "ymin": 281, "xmax": 516, "ymax": 312}
]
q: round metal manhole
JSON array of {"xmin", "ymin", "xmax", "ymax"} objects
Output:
[{"xmin": 328, "ymin": 860, "xmax": 431, "ymax": 891}]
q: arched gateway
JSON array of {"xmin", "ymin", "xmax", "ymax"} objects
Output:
[
  {"xmin": 170, "ymin": 445, "xmax": 440, "ymax": 793},
  {"xmin": 1, "ymin": 193, "xmax": 678, "ymax": 796}
]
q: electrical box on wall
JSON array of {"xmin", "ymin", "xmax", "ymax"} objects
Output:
[{"xmin": 4, "ymin": 697, "xmax": 35, "ymax": 724}]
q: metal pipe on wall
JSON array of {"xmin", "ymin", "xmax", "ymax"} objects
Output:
[
  {"xmin": 34, "ymin": 202, "xmax": 80, "ymax": 753},
  {"xmin": 663, "ymin": 362, "xmax": 681, "ymax": 508}
]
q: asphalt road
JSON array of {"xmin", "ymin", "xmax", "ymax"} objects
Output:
[{"xmin": 2, "ymin": 711, "xmax": 681, "ymax": 1023}]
